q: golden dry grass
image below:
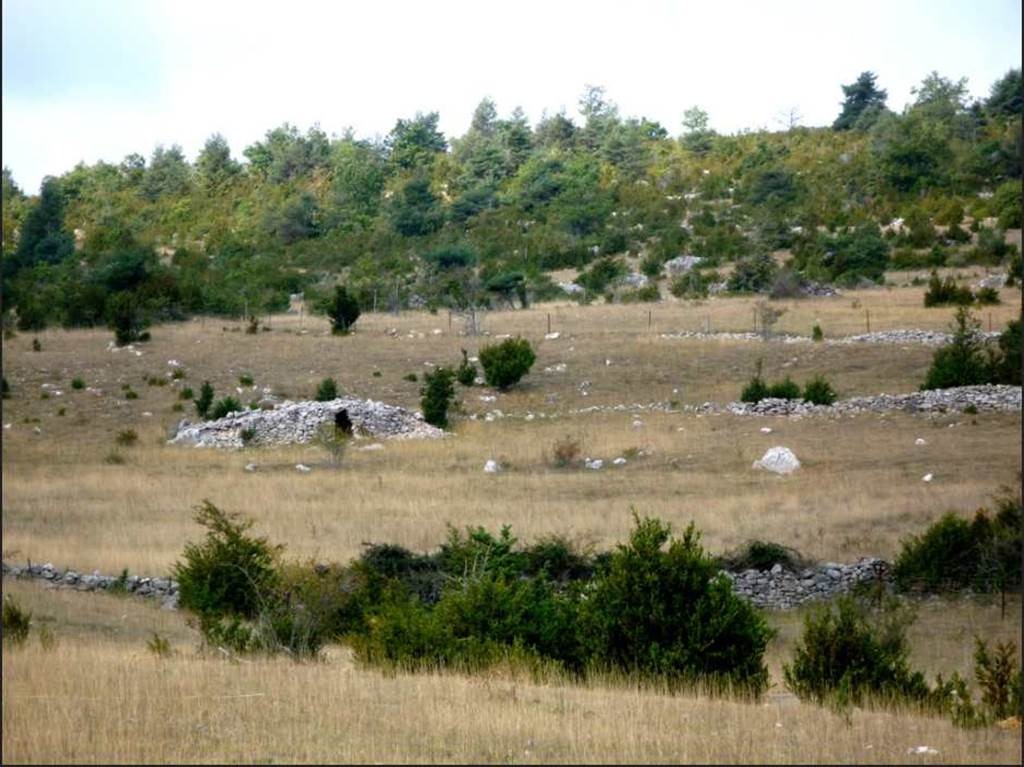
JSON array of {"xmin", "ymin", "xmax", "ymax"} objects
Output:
[
  {"xmin": 2, "ymin": 580, "xmax": 1020, "ymax": 765},
  {"xmin": 2, "ymin": 283, "xmax": 1021, "ymax": 764}
]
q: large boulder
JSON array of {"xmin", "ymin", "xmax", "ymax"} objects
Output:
[
  {"xmin": 663, "ymin": 255, "xmax": 704, "ymax": 276},
  {"xmin": 753, "ymin": 446, "xmax": 801, "ymax": 474}
]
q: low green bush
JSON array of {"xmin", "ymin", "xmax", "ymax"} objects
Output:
[
  {"xmin": 923, "ymin": 271, "xmax": 974, "ymax": 307},
  {"xmin": 784, "ymin": 595, "xmax": 930, "ymax": 706},
  {"xmin": 315, "ymin": 377, "xmax": 338, "ymax": 402},
  {"xmin": 718, "ymin": 540, "xmax": 810, "ymax": 573},
  {"xmin": 921, "ymin": 307, "xmax": 991, "ymax": 389},
  {"xmin": 210, "ymin": 396, "xmax": 243, "ymax": 419},
  {"xmin": 767, "ymin": 377, "xmax": 801, "ymax": 400},
  {"xmin": 71, "ymin": 377, "xmax": 85, "ymax": 390},
  {"xmin": 238, "ymin": 374, "xmax": 254, "ymax": 387},
  {"xmin": 581, "ymin": 515, "xmax": 774, "ymax": 694},
  {"xmin": 420, "ymin": 366, "xmax": 456, "ymax": 428},
  {"xmin": 803, "ymin": 375, "xmax": 837, "ymax": 405},
  {"xmin": 172, "ymin": 501, "xmax": 281, "ymax": 620},
  {"xmin": 194, "ymin": 381, "xmax": 214, "ymax": 418},
  {"xmin": 455, "ymin": 350, "xmax": 477, "ymax": 387},
  {"xmin": 2, "ymin": 595, "xmax": 32, "ymax": 646},
  {"xmin": 478, "ymin": 337, "xmax": 536, "ymax": 390}
]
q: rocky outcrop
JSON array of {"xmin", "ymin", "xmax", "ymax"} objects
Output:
[{"xmin": 168, "ymin": 397, "xmax": 444, "ymax": 448}]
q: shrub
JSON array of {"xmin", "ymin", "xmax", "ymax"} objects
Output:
[
  {"xmin": 988, "ymin": 319, "xmax": 1021, "ymax": 385},
  {"xmin": 994, "ymin": 180, "xmax": 1023, "ymax": 229},
  {"xmin": 323, "ymin": 284, "xmax": 361, "ymax": 335},
  {"xmin": 171, "ymin": 368, "xmax": 186, "ymax": 380},
  {"xmin": 455, "ymin": 349, "xmax": 476, "ymax": 387},
  {"xmin": 581, "ymin": 515, "xmax": 774, "ymax": 694},
  {"xmin": 71, "ymin": 377, "xmax": 85, "ymax": 390},
  {"xmin": 740, "ymin": 361, "xmax": 770, "ymax": 403},
  {"xmin": 403, "ymin": 373, "xmax": 418, "ymax": 383},
  {"xmin": 577, "ymin": 257, "xmax": 626, "ymax": 294},
  {"xmin": 315, "ymin": 377, "xmax": 338, "ymax": 402},
  {"xmin": 893, "ymin": 491, "xmax": 1021, "ymax": 594},
  {"xmin": 521, "ymin": 534, "xmax": 595, "ymax": 582},
  {"xmin": 146, "ymin": 375, "xmax": 167, "ymax": 387},
  {"xmin": 769, "ymin": 269, "xmax": 803, "ymax": 299},
  {"xmin": 172, "ymin": 501, "xmax": 281, "ymax": 619},
  {"xmin": 124, "ymin": 388, "xmax": 138, "ymax": 400},
  {"xmin": 922, "ymin": 307, "xmax": 991, "ymax": 389},
  {"xmin": 315, "ymin": 421, "xmax": 349, "ymax": 467},
  {"xmin": 803, "ymin": 375, "xmax": 837, "ymax": 405},
  {"xmin": 2, "ymin": 595, "xmax": 32, "ymax": 646},
  {"xmin": 107, "ymin": 291, "xmax": 146, "ymax": 346},
  {"xmin": 238, "ymin": 374, "xmax": 254, "ymax": 387},
  {"xmin": 115, "ymin": 429, "xmax": 138, "ymax": 447},
  {"xmin": 971, "ymin": 227, "xmax": 1014, "ymax": 265},
  {"xmin": 767, "ymin": 377, "xmax": 801, "ymax": 400},
  {"xmin": 973, "ymin": 638, "xmax": 1021, "ymax": 721},
  {"xmin": 420, "ymin": 366, "xmax": 456, "ymax": 429},
  {"xmin": 194, "ymin": 381, "xmax": 214, "ymax": 419},
  {"xmin": 726, "ymin": 252, "xmax": 776, "ymax": 293},
  {"xmin": 240, "ymin": 427, "xmax": 257, "ymax": 445},
  {"xmin": 104, "ymin": 450, "xmax": 125, "ymax": 464},
  {"xmin": 669, "ymin": 271, "xmax": 709, "ymax": 299},
  {"xmin": 210, "ymin": 396, "xmax": 243, "ymax": 420},
  {"xmin": 2, "ymin": 376, "xmax": 10, "ymax": 399},
  {"xmin": 975, "ymin": 286, "xmax": 1000, "ymax": 305},
  {"xmin": 180, "ymin": 386, "xmax": 194, "ymax": 400},
  {"xmin": 784, "ymin": 595, "xmax": 929, "ymax": 706},
  {"xmin": 811, "ymin": 323, "xmax": 824, "ymax": 342},
  {"xmin": 478, "ymin": 337, "xmax": 536, "ymax": 390},
  {"xmin": 923, "ymin": 271, "xmax": 974, "ymax": 307},
  {"xmin": 147, "ymin": 632, "xmax": 173, "ymax": 658},
  {"xmin": 31, "ymin": 338, "xmax": 41, "ymax": 352},
  {"xmin": 618, "ymin": 285, "xmax": 661, "ymax": 303},
  {"xmin": 717, "ymin": 540, "xmax": 810, "ymax": 573},
  {"xmin": 550, "ymin": 435, "xmax": 582, "ymax": 468}
]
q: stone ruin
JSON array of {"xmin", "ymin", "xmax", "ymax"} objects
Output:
[{"xmin": 168, "ymin": 396, "xmax": 444, "ymax": 448}]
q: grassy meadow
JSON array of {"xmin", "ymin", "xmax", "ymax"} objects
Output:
[{"xmin": 2, "ymin": 279, "xmax": 1022, "ymax": 764}]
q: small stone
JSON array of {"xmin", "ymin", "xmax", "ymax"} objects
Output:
[
  {"xmin": 244, "ymin": 463, "xmax": 258, "ymax": 472},
  {"xmin": 613, "ymin": 457, "xmax": 627, "ymax": 465},
  {"xmin": 585, "ymin": 458, "xmax": 604, "ymax": 470},
  {"xmin": 295, "ymin": 464, "xmax": 312, "ymax": 473},
  {"xmin": 922, "ymin": 473, "xmax": 933, "ymax": 482},
  {"xmin": 544, "ymin": 332, "xmax": 561, "ymax": 340},
  {"xmin": 915, "ymin": 438, "xmax": 927, "ymax": 445},
  {"xmin": 483, "ymin": 459, "xmax": 501, "ymax": 473}
]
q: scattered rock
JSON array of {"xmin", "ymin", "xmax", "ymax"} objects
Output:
[
  {"xmin": 483, "ymin": 459, "xmax": 501, "ymax": 474},
  {"xmin": 922, "ymin": 473, "xmax": 933, "ymax": 482},
  {"xmin": 585, "ymin": 458, "xmax": 604, "ymax": 470},
  {"xmin": 544, "ymin": 332, "xmax": 561, "ymax": 340},
  {"xmin": 915, "ymin": 438, "xmax": 927, "ymax": 445},
  {"xmin": 760, "ymin": 427, "xmax": 773, "ymax": 434},
  {"xmin": 295, "ymin": 464, "xmax": 312, "ymax": 472},
  {"xmin": 613, "ymin": 457, "xmax": 627, "ymax": 465},
  {"xmin": 244, "ymin": 463, "xmax": 257, "ymax": 472}
]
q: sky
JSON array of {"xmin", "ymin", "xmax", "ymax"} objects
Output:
[{"xmin": 2, "ymin": 0, "xmax": 1021, "ymax": 194}]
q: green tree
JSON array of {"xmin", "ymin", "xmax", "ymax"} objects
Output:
[
  {"xmin": 922, "ymin": 307, "xmax": 991, "ymax": 389},
  {"xmin": 681, "ymin": 106, "xmax": 715, "ymax": 155},
  {"xmin": 985, "ymin": 69, "xmax": 1023, "ymax": 118},
  {"xmin": 196, "ymin": 133, "xmax": 241, "ymax": 191},
  {"xmin": 389, "ymin": 171, "xmax": 443, "ymax": 236},
  {"xmin": 386, "ymin": 112, "xmax": 447, "ymax": 170},
  {"xmin": 142, "ymin": 144, "xmax": 191, "ymax": 201},
  {"xmin": 478, "ymin": 337, "xmax": 536, "ymax": 390},
  {"xmin": 582, "ymin": 515, "xmax": 773, "ymax": 693},
  {"xmin": 326, "ymin": 138, "xmax": 388, "ymax": 231},
  {"xmin": 11, "ymin": 177, "xmax": 73, "ymax": 273},
  {"xmin": 833, "ymin": 71, "xmax": 888, "ymax": 131},
  {"xmin": 323, "ymin": 284, "xmax": 361, "ymax": 335},
  {"xmin": 420, "ymin": 366, "xmax": 456, "ymax": 428}
]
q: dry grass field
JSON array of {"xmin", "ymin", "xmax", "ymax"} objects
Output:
[
  {"xmin": 2, "ymin": 280, "xmax": 1022, "ymax": 763},
  {"xmin": 2, "ymin": 580, "xmax": 1021, "ymax": 765}
]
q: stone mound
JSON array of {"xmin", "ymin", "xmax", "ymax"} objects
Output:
[{"xmin": 169, "ymin": 397, "xmax": 443, "ymax": 448}]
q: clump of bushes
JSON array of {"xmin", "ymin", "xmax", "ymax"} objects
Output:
[
  {"xmin": 420, "ymin": 366, "xmax": 456, "ymax": 428},
  {"xmin": 238, "ymin": 374, "xmax": 254, "ymax": 387},
  {"xmin": 194, "ymin": 381, "xmax": 214, "ymax": 419},
  {"xmin": 115, "ymin": 429, "xmax": 138, "ymax": 447},
  {"xmin": 322, "ymin": 285, "xmax": 361, "ymax": 335},
  {"xmin": 210, "ymin": 396, "xmax": 243, "ymax": 420},
  {"xmin": 71, "ymin": 377, "xmax": 85, "ymax": 390},
  {"xmin": 921, "ymin": 309, "xmax": 1019, "ymax": 389},
  {"xmin": 740, "ymin": 361, "xmax": 837, "ymax": 405},
  {"xmin": 784, "ymin": 595, "xmax": 930, "ymax": 706},
  {"xmin": 455, "ymin": 350, "xmax": 476, "ymax": 387},
  {"xmin": 549, "ymin": 435, "xmax": 582, "ymax": 468},
  {"xmin": 892, "ymin": 489, "xmax": 1021, "ymax": 595},
  {"xmin": 923, "ymin": 271, "xmax": 975, "ymax": 307},
  {"xmin": 315, "ymin": 377, "xmax": 338, "ymax": 402},
  {"xmin": 802, "ymin": 375, "xmax": 838, "ymax": 405},
  {"xmin": 2, "ymin": 595, "xmax": 32, "ymax": 646},
  {"xmin": 478, "ymin": 337, "xmax": 536, "ymax": 390},
  {"xmin": 717, "ymin": 540, "xmax": 810, "ymax": 573}
]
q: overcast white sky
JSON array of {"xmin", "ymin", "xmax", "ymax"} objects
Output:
[{"xmin": 3, "ymin": 0, "xmax": 1021, "ymax": 193}]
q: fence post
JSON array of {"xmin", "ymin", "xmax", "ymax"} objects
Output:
[
  {"xmin": 547, "ymin": 313, "xmax": 551, "ymax": 334},
  {"xmin": 865, "ymin": 308, "xmax": 870, "ymax": 334}
]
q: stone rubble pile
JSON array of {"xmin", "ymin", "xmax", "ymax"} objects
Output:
[
  {"xmin": 2, "ymin": 561, "xmax": 179, "ymax": 609},
  {"xmin": 719, "ymin": 384, "xmax": 1021, "ymax": 417},
  {"xmin": 659, "ymin": 329, "xmax": 1001, "ymax": 346},
  {"xmin": 2, "ymin": 556, "xmax": 891, "ymax": 611},
  {"xmin": 168, "ymin": 397, "xmax": 444, "ymax": 448},
  {"xmin": 722, "ymin": 557, "xmax": 889, "ymax": 610}
]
